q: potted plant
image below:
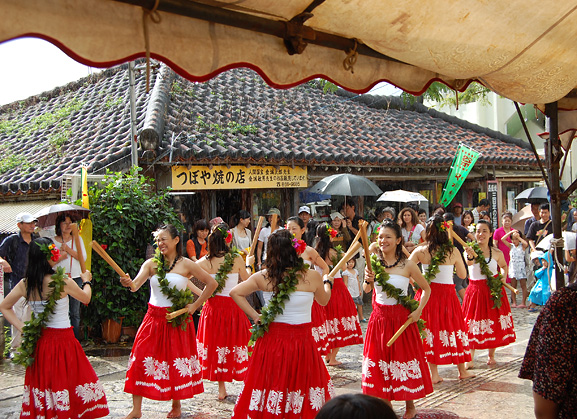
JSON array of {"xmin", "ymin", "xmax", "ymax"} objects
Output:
[{"xmin": 81, "ymin": 167, "xmax": 182, "ymax": 341}]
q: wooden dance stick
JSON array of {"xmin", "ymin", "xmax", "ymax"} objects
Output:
[
  {"xmin": 71, "ymin": 224, "xmax": 86, "ymax": 273},
  {"xmin": 447, "ymin": 223, "xmax": 477, "ymax": 258},
  {"xmin": 328, "ymin": 241, "xmax": 362, "ymax": 278},
  {"xmin": 358, "ymin": 220, "xmax": 373, "ymax": 274},
  {"xmin": 91, "ymin": 240, "xmax": 135, "ymax": 291},
  {"xmin": 387, "ymin": 318, "xmax": 412, "ymax": 347},
  {"xmin": 504, "ymin": 282, "xmax": 519, "ymax": 295},
  {"xmin": 270, "ymin": 213, "xmax": 279, "ymax": 232},
  {"xmin": 402, "ymin": 246, "xmax": 411, "ymax": 258},
  {"xmin": 248, "ymin": 216, "xmax": 265, "ymax": 258},
  {"xmin": 166, "ymin": 307, "xmax": 189, "ymax": 320}
]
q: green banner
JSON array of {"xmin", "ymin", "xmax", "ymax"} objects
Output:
[{"xmin": 439, "ymin": 144, "xmax": 480, "ymax": 207}]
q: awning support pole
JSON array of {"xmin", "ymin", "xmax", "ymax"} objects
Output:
[{"xmin": 544, "ymin": 102, "xmax": 565, "ymax": 291}]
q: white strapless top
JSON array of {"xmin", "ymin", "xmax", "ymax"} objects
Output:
[
  {"xmin": 30, "ymin": 296, "xmax": 70, "ymax": 328},
  {"xmin": 213, "ymin": 272, "xmax": 239, "ymax": 297},
  {"xmin": 262, "ymin": 291, "xmax": 313, "ymax": 324},
  {"xmin": 422, "ymin": 264, "xmax": 454, "ymax": 284},
  {"xmin": 468, "ymin": 258, "xmax": 499, "ymax": 281},
  {"xmin": 150, "ymin": 273, "xmax": 188, "ymax": 307},
  {"xmin": 375, "ymin": 274, "xmax": 409, "ymax": 305}
]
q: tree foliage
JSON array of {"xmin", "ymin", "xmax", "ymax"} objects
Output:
[
  {"xmin": 82, "ymin": 167, "xmax": 182, "ymax": 330},
  {"xmin": 401, "ymin": 81, "xmax": 492, "ymax": 108}
]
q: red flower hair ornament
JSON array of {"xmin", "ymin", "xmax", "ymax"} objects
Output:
[{"xmin": 292, "ymin": 238, "xmax": 307, "ymax": 255}]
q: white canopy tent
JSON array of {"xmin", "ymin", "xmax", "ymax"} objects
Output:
[{"xmin": 2, "ymin": 0, "xmax": 576, "ymax": 288}]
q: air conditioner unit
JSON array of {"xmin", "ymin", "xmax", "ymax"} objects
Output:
[{"xmin": 61, "ymin": 174, "xmax": 107, "ymax": 202}]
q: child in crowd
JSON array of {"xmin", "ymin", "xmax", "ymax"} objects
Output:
[
  {"xmin": 528, "ymin": 251, "xmax": 553, "ymax": 312},
  {"xmin": 500, "ymin": 229, "xmax": 529, "ymax": 307},
  {"xmin": 342, "ymin": 258, "xmax": 365, "ymax": 322}
]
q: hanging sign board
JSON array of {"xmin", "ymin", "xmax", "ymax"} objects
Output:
[
  {"xmin": 172, "ymin": 165, "xmax": 307, "ymax": 190},
  {"xmin": 487, "ymin": 180, "xmax": 499, "ymax": 230}
]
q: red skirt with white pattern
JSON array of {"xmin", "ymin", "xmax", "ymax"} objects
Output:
[
  {"xmin": 415, "ymin": 283, "xmax": 472, "ymax": 365},
  {"xmin": 462, "ymin": 280, "xmax": 516, "ymax": 350},
  {"xmin": 196, "ymin": 295, "xmax": 251, "ymax": 382},
  {"xmin": 232, "ymin": 322, "xmax": 334, "ymax": 419},
  {"xmin": 311, "ymin": 301, "xmax": 329, "ymax": 355},
  {"xmin": 362, "ymin": 303, "xmax": 433, "ymax": 401},
  {"xmin": 21, "ymin": 327, "xmax": 109, "ymax": 419},
  {"xmin": 124, "ymin": 304, "xmax": 204, "ymax": 400},
  {"xmin": 323, "ymin": 277, "xmax": 363, "ymax": 350}
]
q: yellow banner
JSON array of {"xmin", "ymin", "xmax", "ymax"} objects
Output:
[{"xmin": 172, "ymin": 165, "xmax": 307, "ymax": 190}]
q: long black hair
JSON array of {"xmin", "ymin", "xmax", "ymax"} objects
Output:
[
  {"xmin": 207, "ymin": 222, "xmax": 230, "ymax": 259},
  {"xmin": 377, "ymin": 219, "xmax": 405, "ymax": 262},
  {"xmin": 425, "ymin": 215, "xmax": 451, "ymax": 260},
  {"xmin": 265, "ymin": 229, "xmax": 305, "ymax": 293},
  {"xmin": 316, "ymin": 393, "xmax": 397, "ymax": 419},
  {"xmin": 24, "ymin": 237, "xmax": 56, "ymax": 302},
  {"xmin": 231, "ymin": 210, "xmax": 251, "ymax": 228},
  {"xmin": 315, "ymin": 222, "xmax": 334, "ymax": 261}
]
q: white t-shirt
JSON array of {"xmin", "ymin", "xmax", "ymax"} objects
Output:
[
  {"xmin": 342, "ymin": 268, "xmax": 360, "ymax": 298},
  {"xmin": 258, "ymin": 226, "xmax": 284, "ymax": 260},
  {"xmin": 54, "ymin": 238, "xmax": 87, "ymax": 278},
  {"xmin": 402, "ymin": 224, "xmax": 425, "ymax": 245}
]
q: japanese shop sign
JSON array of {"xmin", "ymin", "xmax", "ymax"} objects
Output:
[
  {"xmin": 439, "ymin": 144, "xmax": 480, "ymax": 207},
  {"xmin": 172, "ymin": 165, "xmax": 308, "ymax": 190}
]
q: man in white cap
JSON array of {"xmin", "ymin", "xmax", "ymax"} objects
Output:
[
  {"xmin": 298, "ymin": 205, "xmax": 312, "ymax": 228},
  {"xmin": 0, "ymin": 212, "xmax": 38, "ymax": 352}
]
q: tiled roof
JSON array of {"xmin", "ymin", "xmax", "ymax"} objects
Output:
[{"xmin": 0, "ymin": 63, "xmax": 538, "ymax": 196}]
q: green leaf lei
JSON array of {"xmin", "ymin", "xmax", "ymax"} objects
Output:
[
  {"xmin": 369, "ymin": 254, "xmax": 426, "ymax": 337},
  {"xmin": 415, "ymin": 242, "xmax": 454, "ymax": 290},
  {"xmin": 213, "ymin": 247, "xmax": 240, "ymax": 297},
  {"xmin": 469, "ymin": 242, "xmax": 504, "ymax": 309},
  {"xmin": 13, "ymin": 267, "xmax": 67, "ymax": 367},
  {"xmin": 153, "ymin": 248, "xmax": 195, "ymax": 330},
  {"xmin": 248, "ymin": 259, "xmax": 307, "ymax": 346}
]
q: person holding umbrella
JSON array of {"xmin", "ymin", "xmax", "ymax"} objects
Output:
[{"xmin": 53, "ymin": 214, "xmax": 87, "ymax": 341}]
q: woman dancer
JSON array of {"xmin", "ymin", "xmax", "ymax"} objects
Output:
[
  {"xmin": 463, "ymin": 220, "xmax": 516, "ymax": 369},
  {"xmin": 316, "ymin": 222, "xmax": 363, "ymax": 366},
  {"xmin": 230, "ymin": 229, "xmax": 334, "ymax": 418},
  {"xmin": 409, "ymin": 216, "xmax": 475, "ymax": 383},
  {"xmin": 0, "ymin": 237, "xmax": 109, "ymax": 418},
  {"xmin": 196, "ymin": 223, "xmax": 254, "ymax": 400},
  {"xmin": 53, "ymin": 214, "xmax": 87, "ymax": 341},
  {"xmin": 362, "ymin": 220, "xmax": 432, "ymax": 419},
  {"xmin": 120, "ymin": 224, "xmax": 218, "ymax": 419},
  {"xmin": 399, "ymin": 207, "xmax": 425, "ymax": 253},
  {"xmin": 286, "ymin": 216, "xmax": 331, "ymax": 355}
]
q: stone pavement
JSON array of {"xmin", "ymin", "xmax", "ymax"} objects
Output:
[{"xmin": 0, "ymin": 304, "xmax": 540, "ymax": 418}]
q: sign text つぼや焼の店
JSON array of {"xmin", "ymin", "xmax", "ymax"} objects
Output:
[{"xmin": 172, "ymin": 165, "xmax": 308, "ymax": 190}]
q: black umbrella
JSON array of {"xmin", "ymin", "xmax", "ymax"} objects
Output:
[
  {"xmin": 34, "ymin": 203, "xmax": 91, "ymax": 228},
  {"xmin": 514, "ymin": 186, "xmax": 549, "ymax": 203},
  {"xmin": 308, "ymin": 174, "xmax": 383, "ymax": 197}
]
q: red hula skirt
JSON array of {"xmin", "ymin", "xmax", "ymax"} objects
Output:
[
  {"xmin": 362, "ymin": 303, "xmax": 433, "ymax": 401},
  {"xmin": 323, "ymin": 277, "xmax": 363, "ymax": 350},
  {"xmin": 196, "ymin": 295, "xmax": 251, "ymax": 382},
  {"xmin": 311, "ymin": 301, "xmax": 329, "ymax": 355},
  {"xmin": 462, "ymin": 280, "xmax": 516, "ymax": 350},
  {"xmin": 232, "ymin": 322, "xmax": 334, "ymax": 419},
  {"xmin": 124, "ymin": 304, "xmax": 204, "ymax": 400},
  {"xmin": 415, "ymin": 283, "xmax": 472, "ymax": 365},
  {"xmin": 21, "ymin": 327, "xmax": 109, "ymax": 419}
]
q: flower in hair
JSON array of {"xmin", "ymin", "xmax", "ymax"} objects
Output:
[
  {"xmin": 327, "ymin": 225, "xmax": 338, "ymax": 238},
  {"xmin": 225, "ymin": 230, "xmax": 233, "ymax": 245},
  {"xmin": 38, "ymin": 242, "xmax": 60, "ymax": 262},
  {"xmin": 292, "ymin": 238, "xmax": 307, "ymax": 255},
  {"xmin": 438, "ymin": 221, "xmax": 450, "ymax": 232}
]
